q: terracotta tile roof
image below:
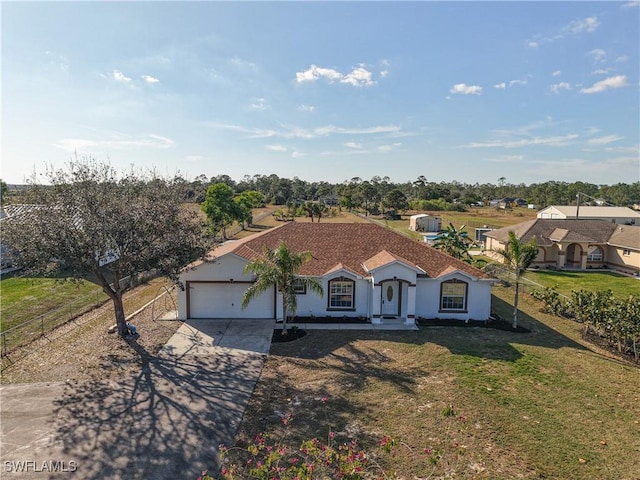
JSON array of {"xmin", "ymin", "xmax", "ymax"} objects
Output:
[
  {"xmin": 485, "ymin": 219, "xmax": 623, "ymax": 247},
  {"xmin": 208, "ymin": 222, "xmax": 493, "ymax": 280}
]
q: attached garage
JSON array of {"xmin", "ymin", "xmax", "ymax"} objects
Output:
[{"xmin": 186, "ymin": 281, "xmax": 275, "ymax": 319}]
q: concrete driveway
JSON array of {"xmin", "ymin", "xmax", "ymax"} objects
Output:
[
  {"xmin": 159, "ymin": 318, "xmax": 275, "ymax": 356},
  {"xmin": 0, "ymin": 319, "xmax": 275, "ymax": 479}
]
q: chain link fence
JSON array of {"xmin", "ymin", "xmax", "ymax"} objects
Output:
[{"xmin": 0, "ymin": 271, "xmax": 158, "ymax": 356}]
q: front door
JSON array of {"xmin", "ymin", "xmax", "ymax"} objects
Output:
[{"xmin": 381, "ymin": 281, "xmax": 400, "ymax": 317}]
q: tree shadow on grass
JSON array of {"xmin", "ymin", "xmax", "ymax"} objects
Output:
[
  {"xmin": 419, "ymin": 295, "xmax": 590, "ymax": 362},
  {"xmin": 48, "ymin": 341, "xmax": 264, "ymax": 480}
]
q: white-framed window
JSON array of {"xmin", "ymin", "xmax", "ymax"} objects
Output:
[
  {"xmin": 440, "ymin": 279, "xmax": 467, "ymax": 311},
  {"xmin": 328, "ymin": 277, "xmax": 355, "ymax": 310},
  {"xmin": 587, "ymin": 246, "xmax": 603, "ymax": 262},
  {"xmin": 293, "ymin": 278, "xmax": 307, "ymax": 294}
]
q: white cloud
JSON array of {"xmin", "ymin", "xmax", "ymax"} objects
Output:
[
  {"xmin": 615, "ymin": 55, "xmax": 629, "ymax": 63},
  {"xmin": 54, "ymin": 134, "xmax": 174, "ymax": 152},
  {"xmin": 250, "ymin": 98, "xmax": 269, "ymax": 111},
  {"xmin": 296, "ymin": 64, "xmax": 376, "ymax": 87},
  {"xmin": 265, "ymin": 145, "xmax": 287, "ymax": 152},
  {"xmin": 552, "ymin": 70, "xmax": 562, "ymax": 76},
  {"xmin": 550, "ymin": 82, "xmax": 571, "ymax": 94},
  {"xmin": 298, "ymin": 104, "xmax": 316, "ymax": 113},
  {"xmin": 296, "ymin": 65, "xmax": 343, "ymax": 83},
  {"xmin": 209, "ymin": 122, "xmax": 403, "ymax": 140},
  {"xmin": 230, "ymin": 56, "xmax": 257, "ymax": 70},
  {"xmin": 111, "ymin": 70, "xmax": 132, "ymax": 83},
  {"xmin": 622, "ymin": 1, "xmax": 639, "ymax": 8},
  {"xmin": 141, "ymin": 75, "xmax": 159, "ymax": 84},
  {"xmin": 580, "ymin": 75, "xmax": 629, "ymax": 94},
  {"xmin": 591, "ymin": 68, "xmax": 612, "ymax": 75},
  {"xmin": 341, "ymin": 66, "xmax": 375, "ymax": 87},
  {"xmin": 564, "ymin": 16, "xmax": 599, "ymax": 35},
  {"xmin": 587, "ymin": 134, "xmax": 624, "ymax": 145},
  {"xmin": 345, "ymin": 142, "xmax": 363, "ymax": 149},
  {"xmin": 494, "ymin": 82, "xmax": 506, "ymax": 89},
  {"xmin": 588, "ymin": 48, "xmax": 607, "ymax": 64},
  {"xmin": 527, "ymin": 16, "xmax": 599, "ymax": 48},
  {"xmin": 509, "ymin": 79, "xmax": 528, "ymax": 87},
  {"xmin": 378, "ymin": 143, "xmax": 402, "ymax": 152},
  {"xmin": 466, "ymin": 134, "xmax": 579, "ymax": 149},
  {"xmin": 449, "ymin": 83, "xmax": 482, "ymax": 95}
]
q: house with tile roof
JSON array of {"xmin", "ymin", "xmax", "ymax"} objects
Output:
[
  {"xmin": 178, "ymin": 222, "xmax": 496, "ymax": 324},
  {"xmin": 484, "ymin": 219, "xmax": 640, "ymax": 275}
]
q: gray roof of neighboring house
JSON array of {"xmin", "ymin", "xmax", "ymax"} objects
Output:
[
  {"xmin": 484, "ymin": 219, "xmax": 633, "ymax": 248},
  {"xmin": 537, "ymin": 205, "xmax": 640, "ymax": 219}
]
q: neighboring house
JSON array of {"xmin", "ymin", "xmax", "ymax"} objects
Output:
[
  {"xmin": 536, "ymin": 206, "xmax": 640, "ymax": 225},
  {"xmin": 484, "ymin": 219, "xmax": 640, "ymax": 275},
  {"xmin": 178, "ymin": 222, "xmax": 496, "ymax": 323},
  {"xmin": 408, "ymin": 213, "xmax": 441, "ymax": 232},
  {"xmin": 489, "ymin": 198, "xmax": 528, "ymax": 209},
  {"xmin": 0, "ymin": 204, "xmax": 42, "ymax": 268}
]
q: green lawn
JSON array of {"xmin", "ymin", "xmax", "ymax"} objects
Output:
[
  {"xmin": 0, "ymin": 276, "xmax": 107, "ymax": 332},
  {"xmin": 524, "ymin": 270, "xmax": 639, "ymax": 298}
]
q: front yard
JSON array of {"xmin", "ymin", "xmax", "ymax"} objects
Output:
[{"xmin": 230, "ymin": 285, "xmax": 640, "ymax": 480}]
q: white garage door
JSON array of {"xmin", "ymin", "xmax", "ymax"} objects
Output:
[{"xmin": 188, "ymin": 283, "xmax": 275, "ymax": 319}]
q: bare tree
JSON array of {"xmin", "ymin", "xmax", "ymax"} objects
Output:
[{"xmin": 2, "ymin": 159, "xmax": 208, "ymax": 337}]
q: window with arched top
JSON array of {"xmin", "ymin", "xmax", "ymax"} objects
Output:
[
  {"xmin": 328, "ymin": 277, "xmax": 355, "ymax": 310},
  {"xmin": 587, "ymin": 246, "xmax": 603, "ymax": 262},
  {"xmin": 440, "ymin": 279, "xmax": 468, "ymax": 312}
]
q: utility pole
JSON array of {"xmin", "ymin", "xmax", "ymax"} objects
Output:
[{"xmin": 576, "ymin": 193, "xmax": 580, "ymax": 219}]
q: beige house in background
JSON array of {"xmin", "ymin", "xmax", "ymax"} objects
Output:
[
  {"xmin": 485, "ymin": 219, "xmax": 640, "ymax": 276},
  {"xmin": 536, "ymin": 206, "xmax": 640, "ymax": 225}
]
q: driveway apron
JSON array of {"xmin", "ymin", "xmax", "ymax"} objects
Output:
[{"xmin": 0, "ymin": 319, "xmax": 275, "ymax": 479}]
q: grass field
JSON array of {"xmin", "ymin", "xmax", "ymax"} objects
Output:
[
  {"xmin": 524, "ymin": 270, "xmax": 640, "ymax": 298},
  {"xmin": 0, "ymin": 276, "xmax": 107, "ymax": 331},
  {"xmin": 0, "ymin": 275, "xmax": 171, "ymax": 354},
  {"xmin": 234, "ymin": 285, "xmax": 640, "ymax": 480}
]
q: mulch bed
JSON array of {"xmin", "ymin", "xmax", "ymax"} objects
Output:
[
  {"xmin": 417, "ymin": 316, "xmax": 531, "ymax": 333},
  {"xmin": 290, "ymin": 316, "xmax": 368, "ymax": 324},
  {"xmin": 272, "ymin": 328, "xmax": 307, "ymax": 343}
]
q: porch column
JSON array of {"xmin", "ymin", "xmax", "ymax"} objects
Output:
[
  {"xmin": 580, "ymin": 250, "xmax": 588, "ymax": 269},
  {"xmin": 556, "ymin": 245, "xmax": 567, "ymax": 269},
  {"xmin": 406, "ymin": 284, "xmax": 416, "ymax": 324},
  {"xmin": 371, "ymin": 283, "xmax": 382, "ymax": 324}
]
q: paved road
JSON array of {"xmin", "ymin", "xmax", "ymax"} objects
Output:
[{"xmin": 0, "ymin": 319, "xmax": 275, "ymax": 479}]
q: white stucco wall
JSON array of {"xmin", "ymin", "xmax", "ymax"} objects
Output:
[
  {"xmin": 178, "ymin": 254, "xmax": 256, "ymax": 319},
  {"xmin": 415, "ymin": 274, "xmax": 493, "ymax": 320},
  {"xmin": 294, "ymin": 273, "xmax": 370, "ymax": 319}
]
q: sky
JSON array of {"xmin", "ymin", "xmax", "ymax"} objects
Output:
[{"xmin": 1, "ymin": 1, "xmax": 639, "ymax": 186}]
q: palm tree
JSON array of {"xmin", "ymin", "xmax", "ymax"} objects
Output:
[
  {"xmin": 433, "ymin": 223, "xmax": 474, "ymax": 263},
  {"xmin": 242, "ymin": 242, "xmax": 324, "ymax": 332},
  {"xmin": 491, "ymin": 231, "xmax": 538, "ymax": 329}
]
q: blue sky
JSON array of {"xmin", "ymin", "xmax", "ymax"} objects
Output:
[{"xmin": 2, "ymin": 1, "xmax": 639, "ymax": 185}]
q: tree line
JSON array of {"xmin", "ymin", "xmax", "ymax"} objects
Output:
[{"xmin": 180, "ymin": 174, "xmax": 640, "ymax": 211}]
